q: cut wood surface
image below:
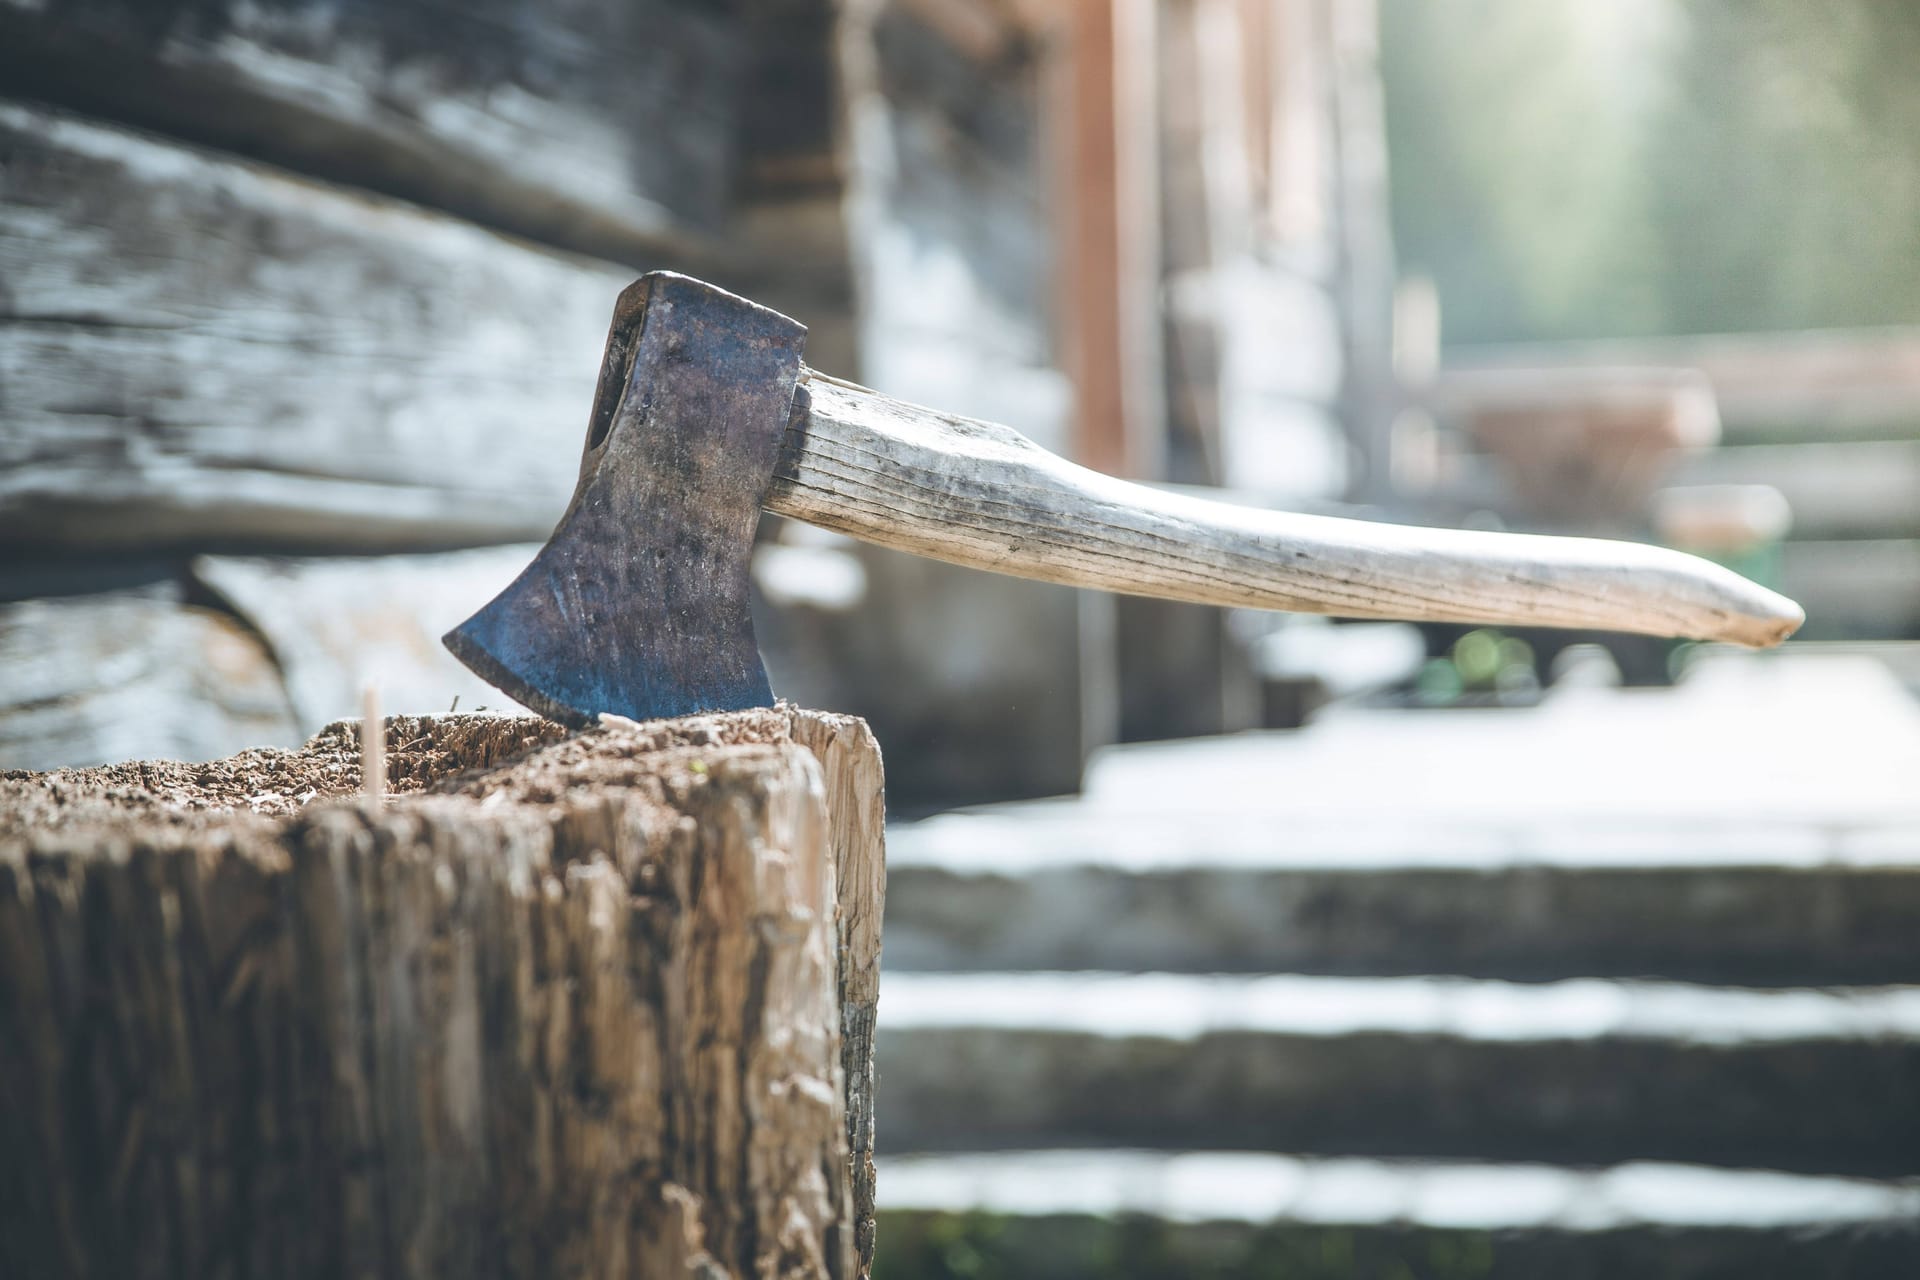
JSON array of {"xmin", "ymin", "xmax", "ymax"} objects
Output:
[
  {"xmin": 774, "ymin": 372, "xmax": 1805, "ymax": 647},
  {"xmin": 0, "ymin": 707, "xmax": 887, "ymax": 1280},
  {"xmin": 0, "ymin": 99, "xmax": 627, "ymax": 552},
  {"xmin": 0, "ymin": 0, "xmax": 736, "ymax": 261}
]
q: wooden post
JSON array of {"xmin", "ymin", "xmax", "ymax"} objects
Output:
[
  {"xmin": 1054, "ymin": 0, "xmax": 1165, "ymax": 479},
  {"xmin": 0, "ymin": 708, "xmax": 886, "ymax": 1280}
]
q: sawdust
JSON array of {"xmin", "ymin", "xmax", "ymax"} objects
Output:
[{"xmin": 0, "ymin": 707, "xmax": 821, "ymax": 847}]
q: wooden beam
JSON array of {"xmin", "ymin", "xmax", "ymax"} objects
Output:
[
  {"xmin": 1675, "ymin": 442, "xmax": 1920, "ymax": 540},
  {"xmin": 895, "ymin": 0, "xmax": 1022, "ymax": 63},
  {"xmin": 1781, "ymin": 540, "xmax": 1920, "ymax": 640},
  {"xmin": 1447, "ymin": 328, "xmax": 1920, "ymax": 441},
  {"xmin": 1054, "ymin": 0, "xmax": 1165, "ymax": 478},
  {"xmin": 0, "ymin": 99, "xmax": 631, "ymax": 553},
  {"xmin": 0, "ymin": 0, "xmax": 740, "ymax": 264},
  {"xmin": 1327, "ymin": 0, "xmax": 1399, "ymax": 504},
  {"xmin": 0, "ymin": 588, "xmax": 299, "ymax": 770}
]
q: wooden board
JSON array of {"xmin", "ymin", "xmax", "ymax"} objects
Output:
[
  {"xmin": 192, "ymin": 548, "xmax": 540, "ymax": 732},
  {"xmin": 0, "ymin": 99, "xmax": 630, "ymax": 553},
  {"xmin": 0, "ymin": 707, "xmax": 887, "ymax": 1279},
  {"xmin": 1446, "ymin": 327, "xmax": 1920, "ymax": 441},
  {"xmin": 0, "ymin": 0, "xmax": 739, "ymax": 262},
  {"xmin": 0, "ymin": 587, "xmax": 300, "ymax": 770},
  {"xmin": 1675, "ymin": 441, "xmax": 1920, "ymax": 540},
  {"xmin": 1780, "ymin": 540, "xmax": 1920, "ymax": 640}
]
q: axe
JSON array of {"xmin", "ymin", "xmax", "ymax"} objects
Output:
[{"xmin": 445, "ymin": 273, "xmax": 1802, "ymax": 725}]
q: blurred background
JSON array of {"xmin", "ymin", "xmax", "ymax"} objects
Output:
[{"xmin": 3, "ymin": 0, "xmax": 1918, "ymax": 1275}]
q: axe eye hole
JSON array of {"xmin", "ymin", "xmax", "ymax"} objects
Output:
[{"xmin": 586, "ymin": 325, "xmax": 642, "ymax": 453}]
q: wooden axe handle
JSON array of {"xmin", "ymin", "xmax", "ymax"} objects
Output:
[{"xmin": 768, "ymin": 372, "xmax": 1802, "ymax": 648}]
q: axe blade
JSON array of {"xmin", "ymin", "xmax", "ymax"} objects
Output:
[{"xmin": 444, "ymin": 273, "xmax": 806, "ymax": 726}]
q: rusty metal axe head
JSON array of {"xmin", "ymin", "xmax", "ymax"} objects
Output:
[{"xmin": 444, "ymin": 273, "xmax": 804, "ymax": 726}]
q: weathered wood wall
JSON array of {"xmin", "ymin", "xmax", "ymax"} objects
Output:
[
  {"xmin": 0, "ymin": 0, "xmax": 854, "ymax": 769},
  {"xmin": 0, "ymin": 707, "xmax": 887, "ymax": 1280},
  {"xmin": 0, "ymin": 0, "xmax": 1405, "ymax": 790},
  {"xmin": 759, "ymin": 1, "xmax": 1113, "ymax": 805},
  {"xmin": 0, "ymin": 101, "xmax": 622, "ymax": 552},
  {"xmin": 0, "ymin": 0, "xmax": 740, "ymax": 262},
  {"xmin": 1120, "ymin": 0, "xmax": 1381, "ymax": 741},
  {"xmin": 0, "ymin": 0, "xmax": 1122, "ymax": 802}
]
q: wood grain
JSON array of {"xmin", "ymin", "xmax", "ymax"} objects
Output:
[
  {"xmin": 787, "ymin": 710, "xmax": 888, "ymax": 1277},
  {"xmin": 0, "ymin": 708, "xmax": 884, "ymax": 1279},
  {"xmin": 191, "ymin": 548, "xmax": 540, "ymax": 732},
  {"xmin": 0, "ymin": 0, "xmax": 737, "ymax": 261},
  {"xmin": 772, "ymin": 372, "xmax": 1805, "ymax": 647},
  {"xmin": 0, "ymin": 99, "xmax": 626, "ymax": 552},
  {"xmin": 0, "ymin": 588, "xmax": 301, "ymax": 770}
]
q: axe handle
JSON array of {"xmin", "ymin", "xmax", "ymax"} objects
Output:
[{"xmin": 770, "ymin": 372, "xmax": 1803, "ymax": 648}]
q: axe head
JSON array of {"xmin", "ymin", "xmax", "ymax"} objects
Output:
[{"xmin": 444, "ymin": 272, "xmax": 806, "ymax": 726}]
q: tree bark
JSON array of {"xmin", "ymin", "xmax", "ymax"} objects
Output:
[{"xmin": 0, "ymin": 707, "xmax": 885, "ymax": 1280}]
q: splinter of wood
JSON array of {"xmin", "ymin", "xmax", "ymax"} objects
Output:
[{"xmin": 361, "ymin": 685, "xmax": 385, "ymax": 800}]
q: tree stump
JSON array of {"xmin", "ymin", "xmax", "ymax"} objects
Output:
[{"xmin": 0, "ymin": 707, "xmax": 886, "ymax": 1280}]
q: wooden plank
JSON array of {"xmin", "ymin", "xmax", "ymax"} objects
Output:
[
  {"xmin": 895, "ymin": 0, "xmax": 1023, "ymax": 63},
  {"xmin": 1675, "ymin": 441, "xmax": 1920, "ymax": 540},
  {"xmin": 1054, "ymin": 0, "xmax": 1165, "ymax": 477},
  {"xmin": 0, "ymin": 588, "xmax": 300, "ymax": 770},
  {"xmin": 0, "ymin": 0, "xmax": 740, "ymax": 262},
  {"xmin": 0, "ymin": 709, "xmax": 879, "ymax": 1278},
  {"xmin": 191, "ymin": 549, "xmax": 541, "ymax": 732},
  {"xmin": 786, "ymin": 711, "xmax": 888, "ymax": 1276},
  {"xmin": 0, "ymin": 99, "xmax": 630, "ymax": 553},
  {"xmin": 1447, "ymin": 327, "xmax": 1920, "ymax": 441},
  {"xmin": 876, "ymin": 972, "xmax": 1920, "ymax": 1174},
  {"xmin": 852, "ymin": 3, "xmax": 1058, "ymax": 378},
  {"xmin": 1326, "ymin": 0, "xmax": 1399, "ymax": 503},
  {"xmin": 1780, "ymin": 540, "xmax": 1920, "ymax": 640}
]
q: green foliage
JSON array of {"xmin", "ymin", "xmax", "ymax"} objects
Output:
[{"xmin": 1380, "ymin": 0, "xmax": 1920, "ymax": 341}]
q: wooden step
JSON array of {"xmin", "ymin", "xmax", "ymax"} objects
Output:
[
  {"xmin": 883, "ymin": 854, "xmax": 1920, "ymax": 985},
  {"xmin": 886, "ymin": 654, "xmax": 1920, "ymax": 982},
  {"xmin": 874, "ymin": 1152, "xmax": 1920, "ymax": 1280},
  {"xmin": 875, "ymin": 973, "xmax": 1920, "ymax": 1175}
]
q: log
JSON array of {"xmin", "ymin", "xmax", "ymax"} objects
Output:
[
  {"xmin": 191, "ymin": 548, "xmax": 541, "ymax": 731},
  {"xmin": 0, "ymin": 0, "xmax": 738, "ymax": 261},
  {"xmin": 0, "ymin": 587, "xmax": 301, "ymax": 770},
  {"xmin": 0, "ymin": 707, "xmax": 887, "ymax": 1280},
  {"xmin": 0, "ymin": 98, "xmax": 628, "ymax": 553}
]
